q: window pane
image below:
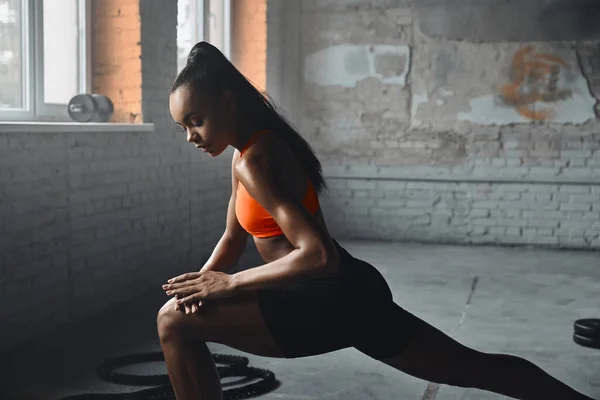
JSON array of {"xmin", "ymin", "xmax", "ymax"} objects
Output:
[
  {"xmin": 177, "ymin": 0, "xmax": 201, "ymax": 72},
  {"xmin": 0, "ymin": 0, "xmax": 23, "ymax": 109},
  {"xmin": 176, "ymin": 0, "xmax": 229, "ymax": 72},
  {"xmin": 207, "ymin": 0, "xmax": 225, "ymax": 54},
  {"xmin": 43, "ymin": 0, "xmax": 78, "ymax": 105}
]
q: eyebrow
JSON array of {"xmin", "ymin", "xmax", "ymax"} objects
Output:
[{"xmin": 178, "ymin": 111, "xmax": 197, "ymax": 125}]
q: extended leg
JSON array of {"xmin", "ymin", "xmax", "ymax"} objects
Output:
[{"xmin": 381, "ymin": 317, "xmax": 593, "ymax": 400}]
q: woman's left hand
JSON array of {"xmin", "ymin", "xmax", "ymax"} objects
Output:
[{"xmin": 162, "ymin": 270, "xmax": 239, "ymax": 305}]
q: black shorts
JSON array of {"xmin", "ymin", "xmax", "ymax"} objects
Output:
[{"xmin": 256, "ymin": 239, "xmax": 418, "ymax": 360}]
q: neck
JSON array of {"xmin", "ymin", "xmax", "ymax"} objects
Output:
[{"xmin": 231, "ymin": 112, "xmax": 268, "ymax": 152}]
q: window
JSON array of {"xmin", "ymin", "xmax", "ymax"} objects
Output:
[
  {"xmin": 177, "ymin": 0, "xmax": 230, "ymax": 72},
  {"xmin": 0, "ymin": 0, "xmax": 90, "ymax": 121}
]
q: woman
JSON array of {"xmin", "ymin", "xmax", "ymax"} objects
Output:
[{"xmin": 159, "ymin": 41, "xmax": 593, "ymax": 400}]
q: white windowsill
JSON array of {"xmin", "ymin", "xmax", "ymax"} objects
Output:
[{"xmin": 0, "ymin": 122, "xmax": 155, "ymax": 133}]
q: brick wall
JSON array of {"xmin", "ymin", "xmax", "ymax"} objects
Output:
[
  {"xmin": 0, "ymin": 0, "xmax": 233, "ymax": 354},
  {"xmin": 92, "ymin": 0, "xmax": 143, "ymax": 123},
  {"xmin": 231, "ymin": 0, "xmax": 267, "ymax": 91},
  {"xmin": 292, "ymin": 0, "xmax": 600, "ymax": 249},
  {"xmin": 228, "ymin": 0, "xmax": 271, "ymax": 269},
  {"xmin": 320, "ymin": 178, "xmax": 600, "ymax": 248}
]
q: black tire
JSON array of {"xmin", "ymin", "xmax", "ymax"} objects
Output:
[
  {"xmin": 61, "ymin": 352, "xmax": 279, "ymax": 400},
  {"xmin": 573, "ymin": 333, "xmax": 600, "ymax": 349},
  {"xmin": 573, "ymin": 318, "xmax": 600, "ymax": 339}
]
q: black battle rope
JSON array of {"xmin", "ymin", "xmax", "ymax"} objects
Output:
[{"xmin": 61, "ymin": 352, "xmax": 279, "ymax": 399}]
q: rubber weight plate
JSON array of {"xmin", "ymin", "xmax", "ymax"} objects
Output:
[
  {"xmin": 573, "ymin": 333, "xmax": 600, "ymax": 349},
  {"xmin": 67, "ymin": 94, "xmax": 114, "ymax": 122},
  {"xmin": 91, "ymin": 94, "xmax": 114, "ymax": 122},
  {"xmin": 68, "ymin": 94, "xmax": 97, "ymax": 122},
  {"xmin": 574, "ymin": 318, "xmax": 600, "ymax": 339}
]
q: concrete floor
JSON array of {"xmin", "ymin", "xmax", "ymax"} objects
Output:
[{"xmin": 1, "ymin": 239, "xmax": 599, "ymax": 400}]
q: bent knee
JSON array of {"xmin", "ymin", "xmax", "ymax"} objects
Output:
[
  {"xmin": 157, "ymin": 297, "xmax": 177, "ymax": 322},
  {"xmin": 157, "ymin": 298, "xmax": 189, "ymax": 341},
  {"xmin": 157, "ymin": 297, "xmax": 218, "ymax": 343}
]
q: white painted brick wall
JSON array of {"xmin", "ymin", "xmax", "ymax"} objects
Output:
[
  {"xmin": 0, "ymin": 0, "xmax": 234, "ymax": 354},
  {"xmin": 321, "ymin": 173, "xmax": 600, "ymax": 249}
]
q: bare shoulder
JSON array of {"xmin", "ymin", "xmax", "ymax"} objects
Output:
[
  {"xmin": 234, "ymin": 140, "xmax": 276, "ymax": 182},
  {"xmin": 234, "ymin": 132, "xmax": 308, "ymax": 204},
  {"xmin": 234, "ymin": 133, "xmax": 292, "ymax": 178}
]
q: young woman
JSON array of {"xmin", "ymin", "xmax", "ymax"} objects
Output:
[{"xmin": 159, "ymin": 41, "xmax": 594, "ymax": 400}]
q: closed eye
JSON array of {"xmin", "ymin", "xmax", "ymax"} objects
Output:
[{"xmin": 192, "ymin": 119, "xmax": 204, "ymax": 127}]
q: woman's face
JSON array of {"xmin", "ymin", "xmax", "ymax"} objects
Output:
[{"xmin": 169, "ymin": 85, "xmax": 236, "ymax": 157}]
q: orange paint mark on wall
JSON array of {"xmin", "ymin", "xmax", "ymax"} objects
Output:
[{"xmin": 498, "ymin": 45, "xmax": 572, "ymax": 121}]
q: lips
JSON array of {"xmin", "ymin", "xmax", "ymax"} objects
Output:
[{"xmin": 195, "ymin": 144, "xmax": 211, "ymax": 153}]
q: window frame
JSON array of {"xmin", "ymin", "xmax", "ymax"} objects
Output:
[
  {"xmin": 177, "ymin": 0, "xmax": 231, "ymax": 72},
  {"xmin": 0, "ymin": 0, "xmax": 91, "ymax": 122}
]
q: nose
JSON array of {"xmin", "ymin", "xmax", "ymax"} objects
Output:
[{"xmin": 186, "ymin": 129, "xmax": 195, "ymax": 143}]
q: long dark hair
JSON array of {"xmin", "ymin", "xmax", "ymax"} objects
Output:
[{"xmin": 171, "ymin": 41, "xmax": 328, "ymax": 195}]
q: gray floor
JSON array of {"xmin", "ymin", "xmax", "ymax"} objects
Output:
[{"xmin": 1, "ymin": 239, "xmax": 599, "ymax": 400}]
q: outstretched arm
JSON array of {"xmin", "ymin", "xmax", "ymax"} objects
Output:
[
  {"xmin": 201, "ymin": 150, "xmax": 249, "ymax": 273},
  {"xmin": 200, "ymin": 232, "xmax": 247, "ymax": 273}
]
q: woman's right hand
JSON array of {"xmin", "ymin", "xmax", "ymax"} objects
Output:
[
  {"xmin": 175, "ymin": 294, "xmax": 204, "ymax": 314},
  {"xmin": 172, "ymin": 266, "xmax": 210, "ymax": 314},
  {"xmin": 173, "ymin": 264, "xmax": 219, "ymax": 314}
]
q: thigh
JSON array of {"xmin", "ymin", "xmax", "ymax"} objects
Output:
[
  {"xmin": 343, "ymin": 256, "xmax": 419, "ymax": 360},
  {"xmin": 352, "ymin": 300, "xmax": 419, "ymax": 360},
  {"xmin": 256, "ymin": 276, "xmax": 355, "ymax": 359},
  {"xmin": 157, "ymin": 291, "xmax": 285, "ymax": 358},
  {"xmin": 256, "ymin": 240, "xmax": 395, "ymax": 359},
  {"xmin": 260, "ymin": 240, "xmax": 414, "ymax": 360}
]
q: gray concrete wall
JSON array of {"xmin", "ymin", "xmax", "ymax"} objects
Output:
[
  {"xmin": 416, "ymin": 0, "xmax": 600, "ymax": 42},
  {"xmin": 0, "ymin": 0, "xmax": 239, "ymax": 354},
  {"xmin": 290, "ymin": 0, "xmax": 600, "ymax": 249}
]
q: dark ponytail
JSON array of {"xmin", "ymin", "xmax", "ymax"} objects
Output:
[{"xmin": 171, "ymin": 42, "xmax": 328, "ymax": 195}]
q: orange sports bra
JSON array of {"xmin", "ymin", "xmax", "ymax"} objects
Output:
[{"xmin": 235, "ymin": 130, "xmax": 321, "ymax": 238}]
